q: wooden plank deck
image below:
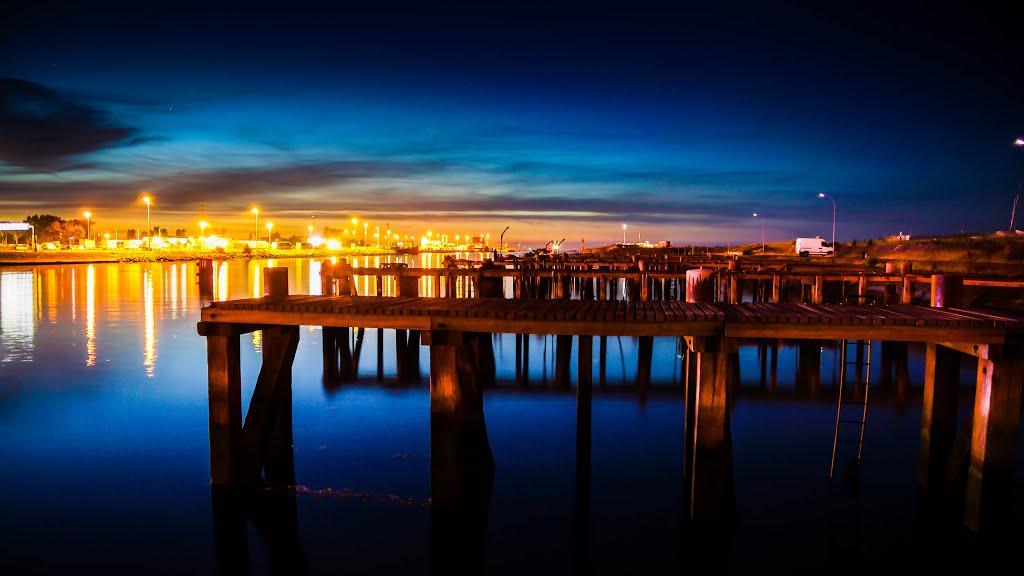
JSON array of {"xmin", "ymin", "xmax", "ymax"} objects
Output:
[{"xmin": 199, "ymin": 295, "xmax": 1024, "ymax": 343}]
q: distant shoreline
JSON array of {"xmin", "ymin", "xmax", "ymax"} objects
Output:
[{"xmin": 0, "ymin": 247, "xmax": 487, "ymax": 266}]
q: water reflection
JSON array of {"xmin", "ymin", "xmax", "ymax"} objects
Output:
[
  {"xmin": 0, "ymin": 270, "xmax": 35, "ymax": 362},
  {"xmin": 216, "ymin": 261, "xmax": 229, "ymax": 302},
  {"xmin": 86, "ymin": 265, "xmax": 95, "ymax": 367},
  {"xmin": 143, "ymin": 268, "xmax": 156, "ymax": 376},
  {"xmin": 2, "ymin": 257, "xmax": 1019, "ymax": 574}
]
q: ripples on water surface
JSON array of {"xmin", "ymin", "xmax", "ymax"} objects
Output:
[{"xmin": 0, "ymin": 256, "xmax": 1021, "ymax": 575}]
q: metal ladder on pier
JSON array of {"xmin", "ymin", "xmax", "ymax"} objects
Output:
[{"xmin": 830, "ymin": 339, "xmax": 871, "ymax": 478}]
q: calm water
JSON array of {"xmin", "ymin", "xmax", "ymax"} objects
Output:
[{"xmin": 1, "ymin": 256, "xmax": 1021, "ymax": 575}]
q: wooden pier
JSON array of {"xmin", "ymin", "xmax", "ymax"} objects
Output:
[{"xmin": 198, "ymin": 265, "xmax": 1024, "ymax": 537}]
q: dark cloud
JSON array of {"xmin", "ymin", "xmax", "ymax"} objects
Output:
[{"xmin": 0, "ymin": 77, "xmax": 140, "ymax": 170}]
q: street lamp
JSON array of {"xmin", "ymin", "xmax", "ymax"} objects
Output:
[
  {"xmin": 818, "ymin": 193, "xmax": 836, "ymax": 253},
  {"xmin": 142, "ymin": 196, "xmax": 151, "ymax": 248},
  {"xmin": 1012, "ymin": 138, "xmax": 1024, "ymax": 232},
  {"xmin": 251, "ymin": 208, "xmax": 259, "ymax": 243},
  {"xmin": 266, "ymin": 222, "xmax": 273, "ymax": 243},
  {"xmin": 83, "ymin": 211, "xmax": 91, "ymax": 242},
  {"xmin": 199, "ymin": 220, "xmax": 208, "ymax": 237},
  {"xmin": 375, "ymin": 226, "xmax": 379, "ymax": 247},
  {"xmin": 622, "ymin": 224, "xmax": 627, "ymax": 244},
  {"xmin": 753, "ymin": 212, "xmax": 764, "ymax": 253},
  {"xmin": 363, "ymin": 222, "xmax": 368, "ymax": 244}
]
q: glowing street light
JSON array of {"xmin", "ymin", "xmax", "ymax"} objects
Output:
[
  {"xmin": 1012, "ymin": 138, "xmax": 1024, "ymax": 232},
  {"xmin": 307, "ymin": 225, "xmax": 313, "ymax": 239},
  {"xmin": 363, "ymin": 222, "xmax": 368, "ymax": 244},
  {"xmin": 142, "ymin": 196, "xmax": 151, "ymax": 248},
  {"xmin": 375, "ymin": 226, "xmax": 379, "ymax": 247},
  {"xmin": 266, "ymin": 222, "xmax": 273, "ymax": 243},
  {"xmin": 199, "ymin": 220, "xmax": 209, "ymax": 237},
  {"xmin": 818, "ymin": 193, "xmax": 836, "ymax": 253},
  {"xmin": 753, "ymin": 212, "xmax": 764, "ymax": 253},
  {"xmin": 622, "ymin": 223, "xmax": 627, "ymax": 244},
  {"xmin": 251, "ymin": 208, "xmax": 259, "ymax": 242},
  {"xmin": 83, "ymin": 211, "xmax": 91, "ymax": 241}
]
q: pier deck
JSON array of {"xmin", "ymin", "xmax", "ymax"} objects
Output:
[
  {"xmin": 197, "ymin": 269, "xmax": 1024, "ymax": 537},
  {"xmin": 199, "ymin": 295, "xmax": 1024, "ymax": 344}
]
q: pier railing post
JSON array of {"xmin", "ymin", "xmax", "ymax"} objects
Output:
[
  {"xmin": 686, "ymin": 268, "xmax": 715, "ymax": 303},
  {"xmin": 931, "ymin": 274, "xmax": 963, "ymax": 308}
]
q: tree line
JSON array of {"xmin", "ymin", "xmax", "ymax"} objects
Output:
[{"xmin": 13, "ymin": 214, "xmax": 181, "ymax": 244}]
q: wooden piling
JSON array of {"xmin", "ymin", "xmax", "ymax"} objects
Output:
[
  {"xmin": 965, "ymin": 348, "xmax": 1024, "ymax": 533},
  {"xmin": 686, "ymin": 336, "xmax": 735, "ymax": 524},
  {"xmin": 931, "ymin": 274, "xmax": 964, "ymax": 308},
  {"xmin": 207, "ymin": 327, "xmax": 243, "ymax": 485},
  {"xmin": 686, "ymin": 268, "xmax": 715, "ymax": 303},
  {"xmin": 918, "ymin": 343, "xmax": 961, "ymax": 490},
  {"xmin": 422, "ymin": 330, "xmax": 496, "ymax": 509}
]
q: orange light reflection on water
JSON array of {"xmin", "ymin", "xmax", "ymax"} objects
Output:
[
  {"xmin": 143, "ymin": 269, "xmax": 156, "ymax": 377},
  {"xmin": 86, "ymin": 265, "xmax": 95, "ymax": 367}
]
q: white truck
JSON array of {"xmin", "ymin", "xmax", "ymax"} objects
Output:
[{"xmin": 795, "ymin": 236, "xmax": 833, "ymax": 256}]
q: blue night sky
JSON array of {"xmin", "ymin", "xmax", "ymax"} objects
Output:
[{"xmin": 1, "ymin": 1, "xmax": 1022, "ymax": 247}]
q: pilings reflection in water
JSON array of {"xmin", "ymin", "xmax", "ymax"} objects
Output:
[{"xmin": 198, "ymin": 263, "xmax": 1023, "ymax": 572}]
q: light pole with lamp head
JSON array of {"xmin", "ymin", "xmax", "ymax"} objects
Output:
[
  {"xmin": 266, "ymin": 222, "xmax": 273, "ymax": 244},
  {"xmin": 83, "ymin": 211, "xmax": 91, "ymax": 243},
  {"xmin": 1012, "ymin": 138, "xmax": 1024, "ymax": 232},
  {"xmin": 251, "ymin": 208, "xmax": 259, "ymax": 243},
  {"xmin": 818, "ymin": 192, "xmax": 836, "ymax": 254},
  {"xmin": 622, "ymin": 224, "xmax": 627, "ymax": 244},
  {"xmin": 753, "ymin": 212, "xmax": 764, "ymax": 253},
  {"xmin": 142, "ymin": 196, "xmax": 151, "ymax": 248}
]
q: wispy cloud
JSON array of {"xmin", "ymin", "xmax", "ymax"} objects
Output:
[{"xmin": 0, "ymin": 77, "xmax": 141, "ymax": 170}]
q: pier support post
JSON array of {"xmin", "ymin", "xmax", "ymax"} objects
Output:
[
  {"xmin": 901, "ymin": 274, "xmax": 914, "ymax": 304},
  {"xmin": 323, "ymin": 327, "xmax": 354, "ymax": 383},
  {"xmin": 637, "ymin": 335, "xmax": 654, "ymax": 394},
  {"xmin": 964, "ymin": 347, "xmax": 1024, "ymax": 534},
  {"xmin": 576, "ymin": 335, "xmax": 593, "ymax": 522},
  {"xmin": 919, "ymin": 343, "xmax": 961, "ymax": 490},
  {"xmin": 685, "ymin": 336, "xmax": 735, "ymax": 525},
  {"xmin": 198, "ymin": 259, "xmax": 215, "ymax": 306},
  {"xmin": 422, "ymin": 330, "xmax": 496, "ymax": 509},
  {"xmin": 207, "ymin": 327, "xmax": 243, "ymax": 485},
  {"xmin": 796, "ymin": 340, "xmax": 821, "ymax": 395},
  {"xmin": 556, "ymin": 335, "xmax": 573, "ymax": 389},
  {"xmin": 257, "ymin": 325, "xmax": 299, "ymax": 485},
  {"xmin": 578, "ymin": 335, "xmax": 593, "ymax": 391},
  {"xmin": 428, "ymin": 334, "xmax": 495, "ymax": 576}
]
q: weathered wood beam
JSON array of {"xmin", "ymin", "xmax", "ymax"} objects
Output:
[{"xmin": 240, "ymin": 326, "xmax": 300, "ymax": 483}]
